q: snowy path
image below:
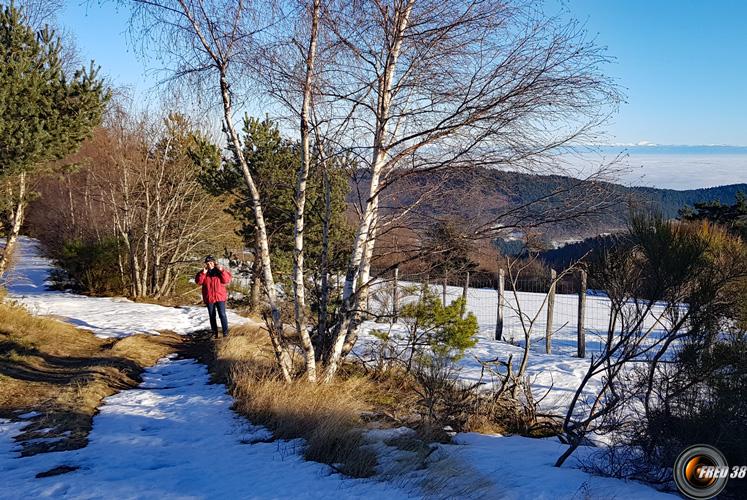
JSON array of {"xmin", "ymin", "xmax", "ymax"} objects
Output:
[
  {"xmin": 0, "ymin": 237, "xmax": 412, "ymax": 498},
  {"xmin": 0, "ymin": 356, "xmax": 415, "ymax": 499},
  {"xmin": 0, "ymin": 359, "xmax": 677, "ymax": 499},
  {"xmin": 3, "ymin": 237, "xmax": 249, "ymax": 338},
  {"xmin": 0, "ymin": 359, "xmax": 676, "ymax": 500}
]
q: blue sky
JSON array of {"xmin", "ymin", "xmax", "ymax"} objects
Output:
[
  {"xmin": 565, "ymin": 0, "xmax": 747, "ymax": 146},
  {"xmin": 58, "ymin": 2, "xmax": 153, "ymax": 95},
  {"xmin": 57, "ymin": 1, "xmax": 746, "ymax": 147}
]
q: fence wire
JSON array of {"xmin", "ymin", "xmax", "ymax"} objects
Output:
[{"xmin": 366, "ymin": 268, "xmax": 679, "ymax": 358}]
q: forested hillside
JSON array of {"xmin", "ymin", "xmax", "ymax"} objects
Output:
[{"xmin": 363, "ymin": 166, "xmax": 747, "ymax": 242}]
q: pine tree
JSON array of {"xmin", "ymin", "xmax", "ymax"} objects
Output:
[
  {"xmin": 200, "ymin": 115, "xmax": 352, "ymax": 310},
  {"xmin": 679, "ymin": 192, "xmax": 747, "ymax": 240},
  {"xmin": 0, "ymin": 3, "xmax": 109, "ymax": 275}
]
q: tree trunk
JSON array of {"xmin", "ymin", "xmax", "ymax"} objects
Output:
[
  {"xmin": 66, "ymin": 175, "xmax": 76, "ymax": 236},
  {"xmin": 219, "ymin": 71, "xmax": 293, "ymax": 382},
  {"xmin": 250, "ymin": 231, "xmax": 263, "ymax": 312},
  {"xmin": 292, "ymin": 0, "xmax": 321, "ymax": 382},
  {"xmin": 340, "ymin": 210, "xmax": 378, "ymax": 359},
  {"xmin": 0, "ymin": 173, "xmax": 27, "ymax": 277},
  {"xmin": 323, "ymin": 0, "xmax": 415, "ymax": 383},
  {"xmin": 141, "ymin": 182, "xmax": 151, "ymax": 296},
  {"xmin": 317, "ymin": 159, "xmax": 332, "ymax": 357}
]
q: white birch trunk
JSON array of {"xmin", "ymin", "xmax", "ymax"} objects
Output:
[
  {"xmin": 0, "ymin": 173, "xmax": 27, "ymax": 277},
  {"xmin": 292, "ymin": 0, "xmax": 321, "ymax": 383},
  {"xmin": 323, "ymin": 0, "xmax": 415, "ymax": 382},
  {"xmin": 219, "ymin": 73, "xmax": 293, "ymax": 382}
]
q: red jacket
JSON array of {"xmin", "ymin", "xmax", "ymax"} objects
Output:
[{"xmin": 195, "ymin": 268, "xmax": 232, "ymax": 304}]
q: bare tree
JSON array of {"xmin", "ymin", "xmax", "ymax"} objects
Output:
[
  {"xmin": 28, "ymin": 101, "xmax": 239, "ymax": 297},
  {"xmin": 125, "ymin": 0, "xmax": 297, "ymax": 380},
  {"xmin": 317, "ymin": 0, "xmax": 621, "ymax": 381},
  {"xmin": 291, "ymin": 0, "xmax": 322, "ymax": 382},
  {"xmin": 553, "ymin": 216, "xmax": 747, "ymax": 467},
  {"xmin": 8, "ymin": 0, "xmax": 63, "ymax": 29}
]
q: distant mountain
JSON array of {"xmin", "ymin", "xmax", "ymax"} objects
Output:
[
  {"xmin": 355, "ymin": 167, "xmax": 747, "ymax": 244},
  {"xmin": 585, "ymin": 145, "xmax": 747, "ymax": 155}
]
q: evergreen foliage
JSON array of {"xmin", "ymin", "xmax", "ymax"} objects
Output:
[
  {"xmin": 398, "ymin": 286, "xmax": 479, "ymax": 370},
  {"xmin": 0, "ymin": 2, "xmax": 109, "ymax": 179},
  {"xmin": 200, "ymin": 115, "xmax": 353, "ymax": 276},
  {"xmin": 53, "ymin": 238, "xmax": 123, "ymax": 295},
  {"xmin": 679, "ymin": 191, "xmax": 747, "ymax": 240}
]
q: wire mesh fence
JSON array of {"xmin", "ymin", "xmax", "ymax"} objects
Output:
[
  {"xmin": 367, "ymin": 267, "xmax": 621, "ymax": 358},
  {"xmin": 221, "ymin": 258, "xmax": 680, "ymax": 360}
]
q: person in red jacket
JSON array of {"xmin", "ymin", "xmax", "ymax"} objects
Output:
[{"xmin": 195, "ymin": 255, "xmax": 232, "ymax": 338}]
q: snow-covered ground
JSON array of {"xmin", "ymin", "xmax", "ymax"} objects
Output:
[
  {"xmin": 0, "ymin": 357, "xmax": 674, "ymax": 499},
  {"xmin": 3, "ymin": 237, "xmax": 249, "ymax": 338},
  {"xmin": 0, "ymin": 237, "xmax": 675, "ymax": 498},
  {"xmin": 371, "ymin": 279, "xmax": 673, "ymax": 357},
  {"xmin": 360, "ymin": 279, "xmax": 677, "ymax": 414},
  {"xmin": 356, "ymin": 319, "xmax": 598, "ymax": 414},
  {"xmin": 0, "ymin": 356, "xmax": 416, "ymax": 499}
]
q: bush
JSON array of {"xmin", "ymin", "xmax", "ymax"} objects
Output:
[
  {"xmin": 575, "ymin": 215, "xmax": 747, "ymax": 496},
  {"xmin": 54, "ymin": 238, "xmax": 124, "ymax": 295},
  {"xmin": 368, "ymin": 287, "xmax": 480, "ymax": 438},
  {"xmin": 398, "ymin": 286, "xmax": 479, "ymax": 371}
]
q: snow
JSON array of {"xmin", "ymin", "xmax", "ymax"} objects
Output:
[
  {"xmin": 360, "ymin": 280, "xmax": 677, "ymax": 414},
  {"xmin": 356, "ymin": 318, "xmax": 599, "ymax": 414},
  {"xmin": 0, "ymin": 357, "xmax": 675, "ymax": 499},
  {"xmin": 0, "ymin": 356, "xmax": 415, "ymax": 499},
  {"xmin": 0, "ymin": 237, "xmax": 675, "ymax": 498},
  {"xmin": 444, "ymin": 433, "xmax": 675, "ymax": 499},
  {"xmin": 17, "ymin": 412, "xmax": 41, "ymax": 420},
  {"xmin": 3, "ymin": 237, "xmax": 250, "ymax": 338}
]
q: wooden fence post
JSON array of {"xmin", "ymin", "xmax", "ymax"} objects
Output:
[
  {"xmin": 545, "ymin": 268, "xmax": 556, "ymax": 354},
  {"xmin": 460, "ymin": 271, "xmax": 470, "ymax": 316},
  {"xmin": 442, "ymin": 270, "xmax": 448, "ymax": 305},
  {"xmin": 577, "ymin": 269, "xmax": 587, "ymax": 358},
  {"xmin": 495, "ymin": 269, "xmax": 505, "ymax": 340},
  {"xmin": 392, "ymin": 266, "xmax": 399, "ymax": 320}
]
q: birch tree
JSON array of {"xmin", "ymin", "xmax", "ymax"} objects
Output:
[
  {"xmin": 125, "ymin": 0, "xmax": 620, "ymax": 383},
  {"xmin": 318, "ymin": 0, "xmax": 620, "ymax": 380},
  {"xmin": 292, "ymin": 0, "xmax": 322, "ymax": 381},
  {"xmin": 126, "ymin": 0, "xmax": 298, "ymax": 380}
]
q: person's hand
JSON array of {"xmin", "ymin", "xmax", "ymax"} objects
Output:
[{"xmin": 202, "ymin": 264, "xmax": 208, "ymax": 273}]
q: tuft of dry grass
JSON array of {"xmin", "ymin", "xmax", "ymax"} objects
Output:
[
  {"xmin": 212, "ymin": 324, "xmax": 385, "ymax": 477},
  {"xmin": 0, "ymin": 299, "xmax": 181, "ymax": 455},
  {"xmin": 231, "ymin": 370, "xmax": 377, "ymax": 477}
]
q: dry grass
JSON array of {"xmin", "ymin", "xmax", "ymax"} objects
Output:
[
  {"xmin": 0, "ymin": 299, "xmax": 181, "ymax": 455},
  {"xmin": 130, "ymin": 291, "xmax": 203, "ymax": 308},
  {"xmin": 210, "ymin": 323, "xmax": 532, "ymax": 482},
  {"xmin": 231, "ymin": 369, "xmax": 377, "ymax": 477},
  {"xmin": 212, "ymin": 324, "xmax": 427, "ymax": 477}
]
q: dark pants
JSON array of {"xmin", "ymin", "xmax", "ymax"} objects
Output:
[{"xmin": 207, "ymin": 301, "xmax": 228, "ymax": 337}]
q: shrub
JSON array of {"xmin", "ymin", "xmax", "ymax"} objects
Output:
[
  {"xmin": 54, "ymin": 238, "xmax": 124, "ymax": 295},
  {"xmin": 573, "ymin": 215, "xmax": 747, "ymax": 497},
  {"xmin": 398, "ymin": 286, "xmax": 479, "ymax": 371}
]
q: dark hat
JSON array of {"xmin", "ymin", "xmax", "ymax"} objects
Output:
[{"xmin": 204, "ymin": 255, "xmax": 216, "ymax": 263}]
